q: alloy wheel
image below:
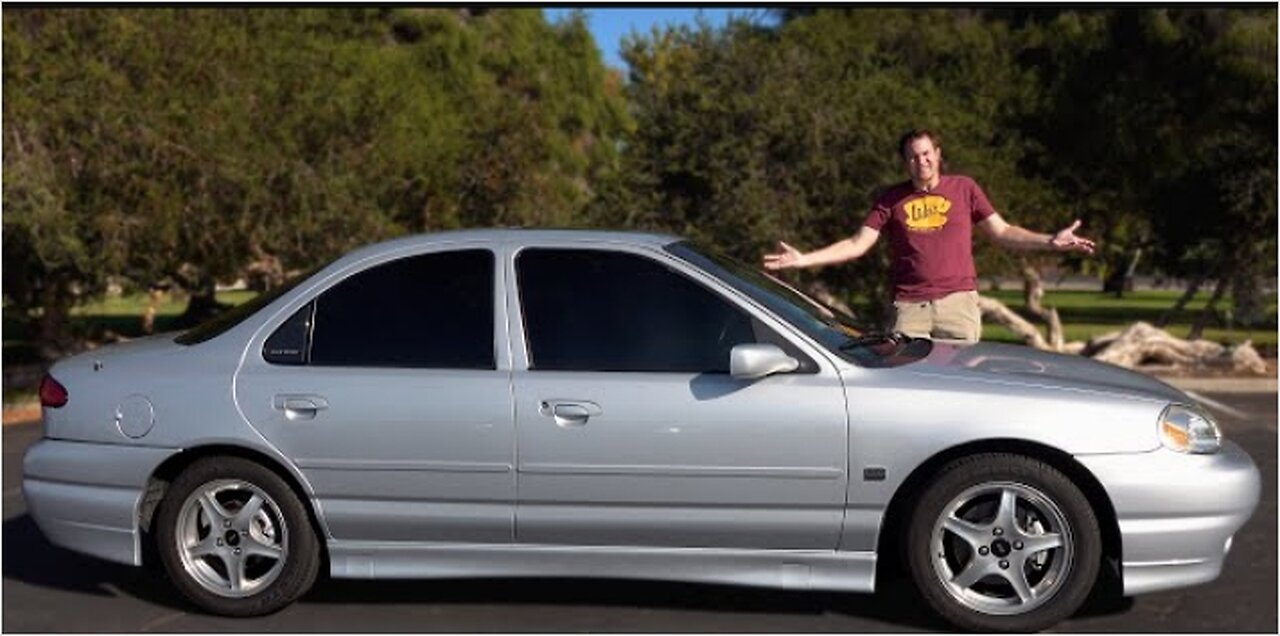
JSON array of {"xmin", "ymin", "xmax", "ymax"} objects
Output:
[
  {"xmin": 928, "ymin": 481, "xmax": 1074, "ymax": 616},
  {"xmin": 174, "ymin": 479, "xmax": 289, "ymax": 598}
]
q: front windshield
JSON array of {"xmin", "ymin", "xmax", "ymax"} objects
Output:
[{"xmin": 664, "ymin": 241, "xmax": 930, "ymax": 366}]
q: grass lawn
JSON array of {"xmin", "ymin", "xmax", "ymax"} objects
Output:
[
  {"xmin": 2, "ymin": 290, "xmax": 257, "ymax": 367},
  {"xmin": 980, "ymin": 289, "xmax": 1277, "ymax": 351}
]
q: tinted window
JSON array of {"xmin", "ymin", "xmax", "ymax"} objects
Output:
[
  {"xmin": 308, "ymin": 250, "xmax": 494, "ymax": 369},
  {"xmin": 175, "ymin": 267, "xmax": 319, "ymax": 346},
  {"xmin": 665, "ymin": 241, "xmax": 932, "ymax": 367},
  {"xmin": 263, "ymin": 302, "xmax": 314, "ymax": 365},
  {"xmin": 518, "ymin": 249, "xmax": 787, "ymax": 373}
]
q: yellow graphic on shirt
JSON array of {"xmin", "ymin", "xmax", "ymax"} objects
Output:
[{"xmin": 903, "ymin": 195, "xmax": 952, "ymax": 232}]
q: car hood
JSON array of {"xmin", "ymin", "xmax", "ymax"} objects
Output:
[{"xmin": 905, "ymin": 340, "xmax": 1190, "ymax": 404}]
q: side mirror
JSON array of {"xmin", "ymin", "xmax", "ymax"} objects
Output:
[{"xmin": 730, "ymin": 343, "xmax": 799, "ymax": 380}]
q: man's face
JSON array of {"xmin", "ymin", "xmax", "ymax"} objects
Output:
[{"xmin": 903, "ymin": 137, "xmax": 941, "ymax": 184}]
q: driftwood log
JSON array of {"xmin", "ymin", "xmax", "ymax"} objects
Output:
[
  {"xmin": 1021, "ymin": 266, "xmax": 1064, "ymax": 351},
  {"xmin": 979, "ymin": 290, "xmax": 1269, "ymax": 376},
  {"xmin": 804, "ymin": 280, "xmax": 857, "ymax": 318},
  {"xmin": 1085, "ymin": 322, "xmax": 1269, "ymax": 375},
  {"xmin": 975, "ymin": 265, "xmax": 1065, "ymax": 352},
  {"xmin": 977, "ymin": 294, "xmax": 1055, "ymax": 350}
]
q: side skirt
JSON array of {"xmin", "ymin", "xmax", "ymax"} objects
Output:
[{"xmin": 329, "ymin": 541, "xmax": 877, "ymax": 593}]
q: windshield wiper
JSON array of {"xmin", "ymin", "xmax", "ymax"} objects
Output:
[{"xmin": 839, "ymin": 331, "xmax": 912, "ymax": 351}]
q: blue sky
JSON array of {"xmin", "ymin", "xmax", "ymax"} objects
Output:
[{"xmin": 543, "ymin": 8, "xmax": 774, "ymax": 69}]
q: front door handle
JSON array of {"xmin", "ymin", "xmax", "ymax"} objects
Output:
[
  {"xmin": 539, "ymin": 399, "xmax": 602, "ymax": 428},
  {"xmin": 273, "ymin": 394, "xmax": 329, "ymax": 421}
]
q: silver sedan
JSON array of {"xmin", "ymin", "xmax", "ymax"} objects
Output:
[{"xmin": 23, "ymin": 229, "xmax": 1260, "ymax": 631}]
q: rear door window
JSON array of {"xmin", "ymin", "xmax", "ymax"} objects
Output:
[{"xmin": 270, "ymin": 249, "xmax": 495, "ymax": 369}]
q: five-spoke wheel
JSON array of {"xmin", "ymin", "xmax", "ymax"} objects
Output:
[
  {"xmin": 156, "ymin": 457, "xmax": 320, "ymax": 616},
  {"xmin": 907, "ymin": 454, "xmax": 1101, "ymax": 632},
  {"xmin": 176, "ymin": 479, "xmax": 288, "ymax": 597}
]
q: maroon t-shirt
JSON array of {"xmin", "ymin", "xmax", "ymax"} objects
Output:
[{"xmin": 863, "ymin": 175, "xmax": 997, "ymax": 301}]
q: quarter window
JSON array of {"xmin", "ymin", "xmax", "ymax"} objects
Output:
[
  {"xmin": 262, "ymin": 302, "xmax": 314, "ymax": 365},
  {"xmin": 517, "ymin": 248, "xmax": 808, "ymax": 373},
  {"xmin": 288, "ymin": 249, "xmax": 495, "ymax": 369}
]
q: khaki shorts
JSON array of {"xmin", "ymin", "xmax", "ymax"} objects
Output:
[{"xmin": 892, "ymin": 290, "xmax": 982, "ymax": 343}]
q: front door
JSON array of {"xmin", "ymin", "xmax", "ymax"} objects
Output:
[
  {"xmin": 509, "ymin": 247, "xmax": 848, "ymax": 549},
  {"xmin": 236, "ymin": 248, "xmax": 515, "ymax": 544}
]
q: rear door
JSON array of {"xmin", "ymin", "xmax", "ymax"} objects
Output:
[
  {"xmin": 235, "ymin": 246, "xmax": 515, "ymax": 544},
  {"xmin": 509, "ymin": 245, "xmax": 848, "ymax": 549}
]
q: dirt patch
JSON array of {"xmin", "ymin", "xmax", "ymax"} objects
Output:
[{"xmin": 3, "ymin": 403, "xmax": 41, "ymax": 426}]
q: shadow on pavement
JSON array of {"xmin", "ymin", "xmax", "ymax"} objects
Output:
[
  {"xmin": 2, "ymin": 515, "xmax": 188, "ymax": 611},
  {"xmin": 2, "ymin": 512, "xmax": 946, "ymax": 630},
  {"xmin": 2, "ymin": 511, "xmax": 1139, "ymax": 631},
  {"xmin": 304, "ymin": 576, "xmax": 955, "ymax": 631}
]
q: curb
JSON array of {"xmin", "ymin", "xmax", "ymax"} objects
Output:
[{"xmin": 1156, "ymin": 376, "xmax": 1278, "ymax": 394}]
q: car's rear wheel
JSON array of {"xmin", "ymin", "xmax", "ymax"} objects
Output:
[
  {"xmin": 155, "ymin": 457, "xmax": 320, "ymax": 616},
  {"xmin": 906, "ymin": 453, "xmax": 1101, "ymax": 632}
]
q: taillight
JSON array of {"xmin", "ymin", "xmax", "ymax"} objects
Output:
[{"xmin": 39, "ymin": 374, "xmax": 68, "ymax": 408}]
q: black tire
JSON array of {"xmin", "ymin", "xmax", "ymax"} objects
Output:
[
  {"xmin": 905, "ymin": 453, "xmax": 1101, "ymax": 632},
  {"xmin": 155, "ymin": 457, "xmax": 320, "ymax": 616}
]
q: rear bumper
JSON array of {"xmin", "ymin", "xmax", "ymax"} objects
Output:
[
  {"xmin": 23, "ymin": 439, "xmax": 179, "ymax": 566},
  {"xmin": 1077, "ymin": 440, "xmax": 1261, "ymax": 595}
]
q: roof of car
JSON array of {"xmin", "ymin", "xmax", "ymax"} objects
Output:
[{"xmin": 347, "ymin": 227, "xmax": 684, "ymax": 258}]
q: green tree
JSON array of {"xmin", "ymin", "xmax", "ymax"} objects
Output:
[
  {"xmin": 601, "ymin": 10, "xmax": 1053, "ymax": 323},
  {"xmin": 1011, "ymin": 9, "xmax": 1276, "ymax": 310},
  {"xmin": 4, "ymin": 8, "xmax": 630, "ymax": 352}
]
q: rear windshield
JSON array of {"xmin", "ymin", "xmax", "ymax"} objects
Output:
[{"xmin": 175, "ymin": 269, "xmax": 317, "ymax": 345}]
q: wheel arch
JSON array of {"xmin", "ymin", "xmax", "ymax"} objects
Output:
[
  {"xmin": 138, "ymin": 444, "xmax": 330, "ymax": 569},
  {"xmin": 875, "ymin": 438, "xmax": 1122, "ymax": 593}
]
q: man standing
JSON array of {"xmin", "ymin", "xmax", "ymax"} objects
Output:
[{"xmin": 763, "ymin": 129, "xmax": 1095, "ymax": 342}]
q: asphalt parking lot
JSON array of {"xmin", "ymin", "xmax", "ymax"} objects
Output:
[{"xmin": 3, "ymin": 391, "xmax": 1274, "ymax": 632}]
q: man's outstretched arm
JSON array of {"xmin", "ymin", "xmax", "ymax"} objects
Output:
[
  {"xmin": 763, "ymin": 226, "xmax": 882, "ymax": 270},
  {"xmin": 979, "ymin": 214, "xmax": 1096, "ymax": 254}
]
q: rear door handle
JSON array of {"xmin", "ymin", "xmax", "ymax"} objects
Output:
[
  {"xmin": 539, "ymin": 399, "xmax": 602, "ymax": 427},
  {"xmin": 273, "ymin": 394, "xmax": 329, "ymax": 420}
]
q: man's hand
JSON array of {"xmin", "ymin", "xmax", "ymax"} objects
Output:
[
  {"xmin": 763, "ymin": 241, "xmax": 805, "ymax": 270},
  {"xmin": 1050, "ymin": 220, "xmax": 1096, "ymax": 254}
]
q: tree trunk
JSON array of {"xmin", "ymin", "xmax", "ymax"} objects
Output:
[
  {"xmin": 1102, "ymin": 246, "xmax": 1141, "ymax": 297},
  {"xmin": 34, "ymin": 274, "xmax": 78, "ymax": 360},
  {"xmin": 1156, "ymin": 274, "xmax": 1204, "ymax": 328},
  {"xmin": 1021, "ymin": 266, "xmax": 1064, "ymax": 351},
  {"xmin": 175, "ymin": 275, "xmax": 226, "ymax": 329},
  {"xmin": 1230, "ymin": 271, "xmax": 1265, "ymax": 328},
  {"xmin": 1188, "ymin": 275, "xmax": 1229, "ymax": 340}
]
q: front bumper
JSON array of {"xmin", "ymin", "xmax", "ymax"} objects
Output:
[
  {"xmin": 1077, "ymin": 439, "xmax": 1261, "ymax": 595},
  {"xmin": 23, "ymin": 439, "xmax": 179, "ymax": 566}
]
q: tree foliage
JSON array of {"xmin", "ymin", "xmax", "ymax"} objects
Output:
[
  {"xmin": 606, "ymin": 8, "xmax": 1274, "ymax": 323},
  {"xmin": 4, "ymin": 8, "xmax": 629, "ymax": 346},
  {"xmin": 1010, "ymin": 9, "xmax": 1276, "ymax": 305},
  {"xmin": 3, "ymin": 8, "xmax": 1274, "ymax": 354},
  {"xmin": 602, "ymin": 10, "xmax": 1058, "ymax": 320}
]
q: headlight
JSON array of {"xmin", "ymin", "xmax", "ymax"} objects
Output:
[{"xmin": 1159, "ymin": 404, "xmax": 1222, "ymax": 454}]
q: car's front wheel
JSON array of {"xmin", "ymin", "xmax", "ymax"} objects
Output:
[
  {"xmin": 906, "ymin": 453, "xmax": 1101, "ymax": 632},
  {"xmin": 155, "ymin": 457, "xmax": 320, "ymax": 616}
]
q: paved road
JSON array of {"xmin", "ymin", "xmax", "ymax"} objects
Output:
[{"xmin": 4, "ymin": 393, "xmax": 1274, "ymax": 632}]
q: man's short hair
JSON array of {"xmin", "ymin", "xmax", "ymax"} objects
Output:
[{"xmin": 898, "ymin": 129, "xmax": 940, "ymax": 158}]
